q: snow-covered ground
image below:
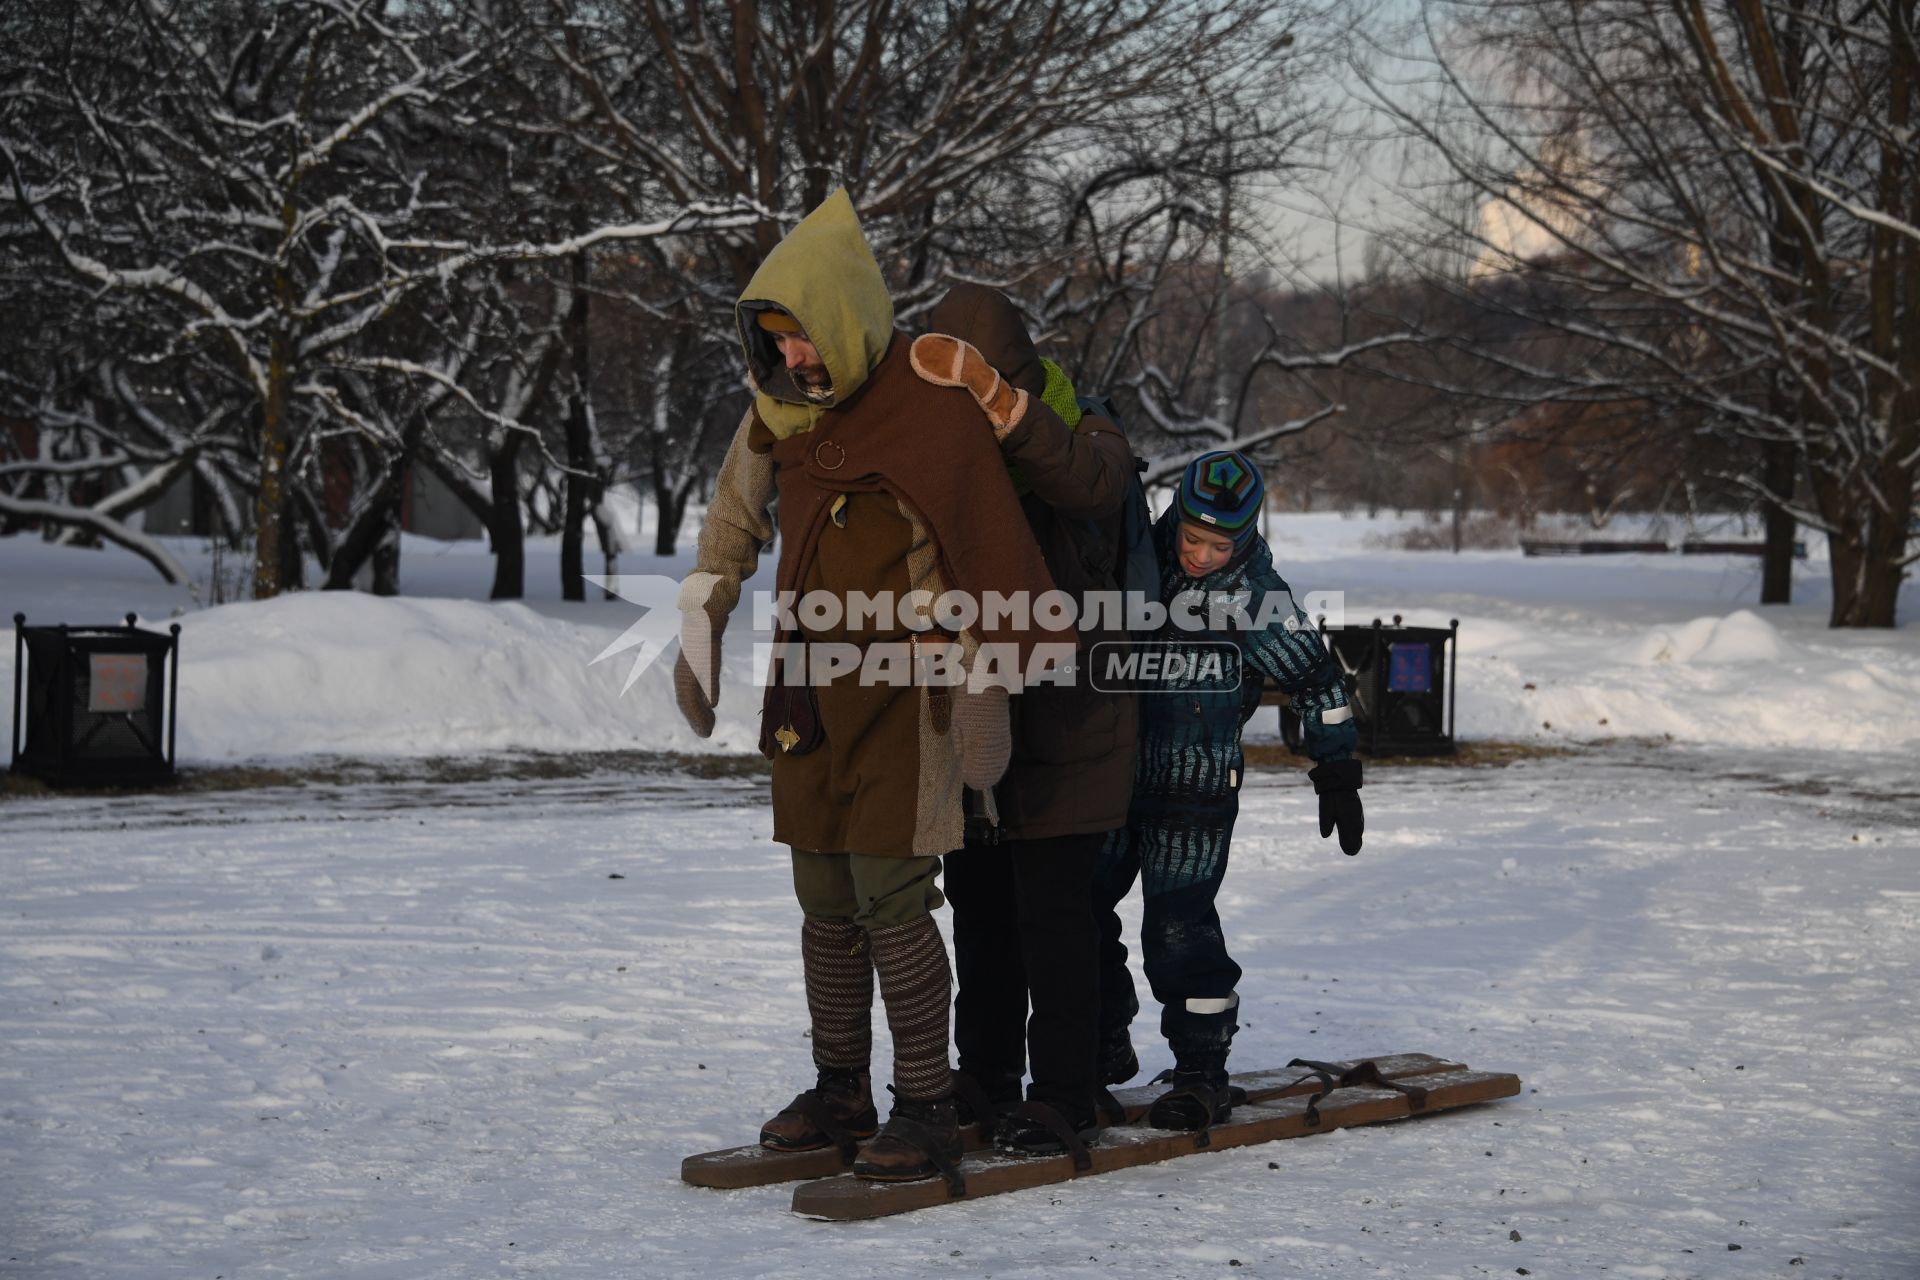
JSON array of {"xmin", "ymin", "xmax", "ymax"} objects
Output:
[
  {"xmin": 3, "ymin": 512, "xmax": 1916, "ymax": 1277},
  {"xmin": 3, "ymin": 509, "xmax": 1917, "ymax": 761},
  {"xmin": 3, "ymin": 746, "xmax": 1915, "ymax": 1277}
]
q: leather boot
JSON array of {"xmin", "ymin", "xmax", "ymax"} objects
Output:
[
  {"xmin": 852, "ymin": 1091, "xmax": 962, "ymax": 1182},
  {"xmin": 759, "ymin": 1066, "xmax": 879, "ymax": 1153}
]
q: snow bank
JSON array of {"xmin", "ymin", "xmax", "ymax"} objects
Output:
[
  {"xmin": 2, "ymin": 588, "xmax": 760, "ymax": 762},
  {"xmin": 4, "ymin": 512, "xmax": 1917, "ymax": 762},
  {"xmin": 1445, "ymin": 606, "xmax": 1920, "ymax": 752},
  {"xmin": 161, "ymin": 593, "xmax": 760, "ymax": 760},
  {"xmin": 1628, "ymin": 610, "xmax": 1784, "ymax": 665},
  {"xmin": 1248, "ymin": 513, "xmax": 1920, "ymax": 753}
]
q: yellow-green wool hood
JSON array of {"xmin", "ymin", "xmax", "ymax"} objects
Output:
[{"xmin": 735, "ymin": 189, "xmax": 895, "ymax": 439}]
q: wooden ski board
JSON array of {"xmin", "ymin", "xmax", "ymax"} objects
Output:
[
  {"xmin": 788, "ymin": 1066, "xmax": 1521, "ymax": 1221},
  {"xmin": 680, "ymin": 1052, "xmax": 1465, "ymax": 1190}
]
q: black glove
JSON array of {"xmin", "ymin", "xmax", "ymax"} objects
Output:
[{"xmin": 1309, "ymin": 759, "xmax": 1364, "ymax": 856}]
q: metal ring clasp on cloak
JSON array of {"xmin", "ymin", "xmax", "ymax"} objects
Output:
[{"xmin": 813, "ymin": 439, "xmax": 847, "ymax": 471}]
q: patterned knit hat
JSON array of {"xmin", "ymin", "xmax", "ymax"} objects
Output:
[{"xmin": 1177, "ymin": 450, "xmax": 1264, "ymax": 545}]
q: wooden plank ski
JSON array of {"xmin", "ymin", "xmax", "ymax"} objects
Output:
[
  {"xmin": 681, "ymin": 1052, "xmax": 1464, "ymax": 1190},
  {"xmin": 789, "ymin": 1064, "xmax": 1521, "ymax": 1221}
]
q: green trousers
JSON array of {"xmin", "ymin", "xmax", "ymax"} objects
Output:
[{"xmin": 791, "ymin": 850, "xmax": 944, "ymax": 929}]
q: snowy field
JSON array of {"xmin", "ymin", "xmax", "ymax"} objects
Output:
[
  {"xmin": 3, "ymin": 511, "xmax": 1918, "ymax": 1277},
  {"xmin": 3, "ymin": 746, "xmax": 1916, "ymax": 1278}
]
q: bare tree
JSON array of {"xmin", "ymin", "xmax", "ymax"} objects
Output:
[
  {"xmin": 1, "ymin": 0, "xmax": 760, "ymax": 596},
  {"xmin": 1358, "ymin": 0, "xmax": 1919, "ymax": 626},
  {"xmin": 536, "ymin": 0, "xmax": 1368, "ymax": 528},
  {"xmin": 6, "ymin": 0, "xmax": 1407, "ymax": 589}
]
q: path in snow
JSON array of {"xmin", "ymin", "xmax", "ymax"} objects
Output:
[{"xmin": 2, "ymin": 745, "xmax": 1916, "ymax": 1279}]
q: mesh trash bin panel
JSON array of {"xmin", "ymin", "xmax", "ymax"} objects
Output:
[
  {"xmin": 12, "ymin": 614, "xmax": 180, "ymax": 786},
  {"xmin": 1282, "ymin": 618, "xmax": 1458, "ymax": 758}
]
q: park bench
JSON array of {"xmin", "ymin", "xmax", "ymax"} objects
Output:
[{"xmin": 1519, "ymin": 539, "xmax": 1669, "ymax": 556}]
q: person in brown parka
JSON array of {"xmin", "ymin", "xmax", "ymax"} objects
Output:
[
  {"xmin": 920, "ymin": 285, "xmax": 1142, "ymax": 1156},
  {"xmin": 671, "ymin": 192, "xmax": 1076, "ymax": 1183}
]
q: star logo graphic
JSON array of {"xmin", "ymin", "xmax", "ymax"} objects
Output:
[{"xmin": 581, "ymin": 573, "xmax": 687, "ymax": 695}]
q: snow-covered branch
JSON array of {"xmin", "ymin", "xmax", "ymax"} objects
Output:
[{"xmin": 0, "ymin": 493, "xmax": 190, "ymax": 584}]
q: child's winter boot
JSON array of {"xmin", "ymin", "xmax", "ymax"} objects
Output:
[{"xmin": 1148, "ymin": 1050, "xmax": 1235, "ymax": 1130}]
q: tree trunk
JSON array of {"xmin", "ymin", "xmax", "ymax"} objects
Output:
[
  {"xmin": 1451, "ymin": 436, "xmax": 1473, "ymax": 553},
  {"xmin": 488, "ymin": 434, "xmax": 526, "ymax": 600},
  {"xmin": 323, "ymin": 496, "xmax": 392, "ymax": 590},
  {"xmin": 560, "ymin": 243, "xmax": 593, "ymax": 602},
  {"xmin": 1817, "ymin": 478, "xmax": 1903, "ymax": 629},
  {"xmin": 277, "ymin": 488, "xmax": 307, "ymax": 593},
  {"xmin": 1758, "ymin": 439, "xmax": 1797, "ymax": 605},
  {"xmin": 324, "ymin": 487, "xmax": 404, "ymax": 593},
  {"xmin": 561, "ymin": 412, "xmax": 592, "ymax": 600},
  {"xmin": 324, "ymin": 423, "xmax": 422, "ymax": 592},
  {"xmin": 370, "ymin": 510, "xmax": 400, "ymax": 597},
  {"xmin": 253, "ymin": 330, "xmax": 293, "ymax": 600},
  {"xmin": 1812, "ymin": 415, "xmax": 1913, "ymax": 628},
  {"xmin": 1857, "ymin": 444, "xmax": 1915, "ymax": 628},
  {"xmin": 1210, "ymin": 138, "xmax": 1235, "ymax": 424},
  {"xmin": 324, "ymin": 458, "xmax": 399, "ymax": 591},
  {"xmin": 654, "ymin": 477, "xmax": 689, "ymax": 557},
  {"xmin": 1855, "ymin": 547, "xmax": 1903, "ymax": 627},
  {"xmin": 592, "ymin": 506, "xmax": 618, "ymax": 600},
  {"xmin": 1825, "ymin": 522, "xmax": 1869, "ymax": 627}
]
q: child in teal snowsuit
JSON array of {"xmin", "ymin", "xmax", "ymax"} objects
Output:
[{"xmin": 1093, "ymin": 450, "xmax": 1365, "ymax": 1130}]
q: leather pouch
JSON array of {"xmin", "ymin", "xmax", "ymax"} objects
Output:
[{"xmin": 760, "ymin": 678, "xmax": 824, "ymax": 759}]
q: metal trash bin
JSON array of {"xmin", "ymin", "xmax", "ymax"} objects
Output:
[
  {"xmin": 1283, "ymin": 616, "xmax": 1458, "ymax": 758},
  {"xmin": 11, "ymin": 613, "xmax": 181, "ymax": 786}
]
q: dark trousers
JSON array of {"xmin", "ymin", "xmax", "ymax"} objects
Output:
[
  {"xmin": 1093, "ymin": 796, "xmax": 1243, "ymax": 1059},
  {"xmin": 946, "ymin": 831, "xmax": 1103, "ymax": 1112}
]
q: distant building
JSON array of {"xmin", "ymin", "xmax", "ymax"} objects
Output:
[{"xmin": 1470, "ymin": 138, "xmax": 1602, "ymax": 280}]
